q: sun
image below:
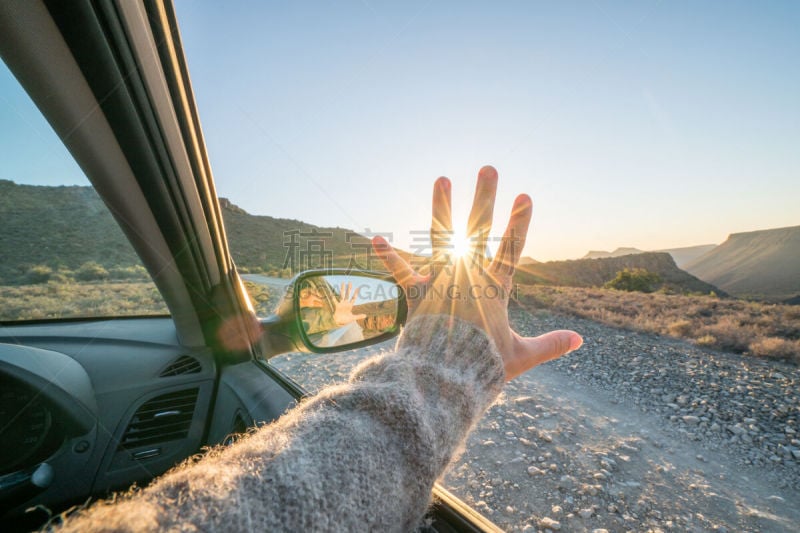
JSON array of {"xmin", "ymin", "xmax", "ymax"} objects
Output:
[{"xmin": 449, "ymin": 229, "xmax": 473, "ymax": 259}]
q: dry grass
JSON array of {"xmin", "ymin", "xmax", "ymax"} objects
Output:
[
  {"xmin": 0, "ymin": 281, "xmax": 167, "ymax": 321},
  {"xmin": 516, "ymin": 285, "xmax": 800, "ymax": 364},
  {"xmin": 0, "ymin": 280, "xmax": 276, "ymax": 324}
]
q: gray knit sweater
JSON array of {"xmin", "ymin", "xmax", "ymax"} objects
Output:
[{"xmin": 57, "ymin": 315, "xmax": 506, "ymax": 532}]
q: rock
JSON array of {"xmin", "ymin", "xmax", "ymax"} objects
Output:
[
  {"xmin": 557, "ymin": 475, "xmax": 576, "ymax": 490},
  {"xmin": 683, "ymin": 415, "xmax": 700, "ymax": 425},
  {"xmin": 578, "ymin": 508, "xmax": 594, "ymax": 519},
  {"xmin": 527, "ymin": 466, "xmax": 544, "ymax": 476},
  {"xmin": 539, "ymin": 517, "xmax": 561, "ymax": 531},
  {"xmin": 600, "ymin": 457, "xmax": 617, "ymax": 470}
]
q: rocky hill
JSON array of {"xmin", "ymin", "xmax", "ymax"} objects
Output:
[
  {"xmin": 515, "ymin": 252, "xmax": 721, "ymax": 295},
  {"xmin": 0, "ymin": 180, "xmax": 376, "ymax": 282},
  {"xmin": 0, "ymin": 180, "xmax": 140, "ymax": 281},
  {"xmin": 684, "ymin": 226, "xmax": 800, "ymax": 302}
]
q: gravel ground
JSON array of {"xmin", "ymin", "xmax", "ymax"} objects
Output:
[{"xmin": 270, "ymin": 306, "xmax": 800, "ymax": 532}]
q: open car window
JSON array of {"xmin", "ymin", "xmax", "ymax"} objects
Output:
[{"xmin": 0, "ymin": 60, "xmax": 167, "ymax": 322}]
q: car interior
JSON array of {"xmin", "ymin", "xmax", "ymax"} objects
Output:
[{"xmin": 0, "ymin": 1, "xmax": 498, "ymax": 531}]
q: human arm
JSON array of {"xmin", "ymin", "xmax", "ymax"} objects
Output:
[{"xmin": 54, "ymin": 166, "xmax": 581, "ymax": 531}]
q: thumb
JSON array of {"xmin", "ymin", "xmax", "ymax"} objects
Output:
[{"xmin": 507, "ymin": 330, "xmax": 583, "ymax": 380}]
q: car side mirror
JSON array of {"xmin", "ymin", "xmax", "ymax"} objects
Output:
[{"xmin": 259, "ymin": 269, "xmax": 407, "ymax": 357}]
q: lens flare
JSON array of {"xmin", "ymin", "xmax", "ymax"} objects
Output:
[{"xmin": 449, "ymin": 230, "xmax": 473, "ymax": 258}]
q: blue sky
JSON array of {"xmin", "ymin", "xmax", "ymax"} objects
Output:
[{"xmin": 2, "ymin": 1, "xmax": 798, "ymax": 260}]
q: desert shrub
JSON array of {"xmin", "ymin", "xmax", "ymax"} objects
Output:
[
  {"xmin": 75, "ymin": 261, "xmax": 109, "ymax": 281},
  {"xmin": 749, "ymin": 337, "xmax": 800, "ymax": 363},
  {"xmin": 667, "ymin": 319, "xmax": 693, "ymax": 338},
  {"xmin": 25, "ymin": 265, "xmax": 53, "ymax": 284},
  {"xmin": 604, "ymin": 268, "xmax": 661, "ymax": 293},
  {"xmin": 695, "ymin": 335, "xmax": 717, "ymax": 347},
  {"xmin": 108, "ymin": 265, "xmax": 148, "ymax": 280},
  {"xmin": 515, "ymin": 284, "xmax": 800, "ymax": 364},
  {"xmin": 700, "ymin": 316, "xmax": 754, "ymax": 352},
  {"xmin": 785, "ymin": 307, "xmax": 800, "ymax": 322}
]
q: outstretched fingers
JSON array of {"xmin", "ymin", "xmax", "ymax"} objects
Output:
[
  {"xmin": 491, "ymin": 194, "xmax": 532, "ymax": 276},
  {"xmin": 431, "ymin": 177, "xmax": 452, "ymax": 262},
  {"xmin": 466, "ymin": 166, "xmax": 498, "ymax": 256},
  {"xmin": 372, "ymin": 235, "xmax": 417, "ymax": 288}
]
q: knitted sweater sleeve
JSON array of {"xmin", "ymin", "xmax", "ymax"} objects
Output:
[{"xmin": 55, "ymin": 315, "xmax": 506, "ymax": 532}]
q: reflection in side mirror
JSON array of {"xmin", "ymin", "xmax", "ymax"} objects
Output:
[{"xmin": 295, "ymin": 272, "xmax": 403, "ymax": 351}]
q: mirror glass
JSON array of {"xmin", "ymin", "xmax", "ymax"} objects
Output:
[{"xmin": 296, "ymin": 274, "xmax": 400, "ymax": 349}]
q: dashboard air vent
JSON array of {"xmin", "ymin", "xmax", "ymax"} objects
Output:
[
  {"xmin": 159, "ymin": 355, "xmax": 201, "ymax": 377},
  {"xmin": 118, "ymin": 388, "xmax": 199, "ymax": 451}
]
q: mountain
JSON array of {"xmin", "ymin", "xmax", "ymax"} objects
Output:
[
  {"xmin": 583, "ymin": 247, "xmax": 645, "ymax": 259},
  {"xmin": 0, "ymin": 180, "xmax": 379, "ymax": 282},
  {"xmin": 515, "ymin": 252, "xmax": 721, "ymax": 295},
  {"xmin": 219, "ymin": 198, "xmax": 377, "ymax": 273},
  {"xmin": 583, "ymin": 244, "xmax": 717, "ymax": 268},
  {"xmin": 683, "ymin": 226, "xmax": 800, "ymax": 301},
  {"xmin": 655, "ymin": 244, "xmax": 717, "ymax": 268},
  {"xmin": 0, "ymin": 180, "xmax": 140, "ymax": 280}
]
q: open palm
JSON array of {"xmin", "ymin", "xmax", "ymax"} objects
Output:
[{"xmin": 372, "ymin": 165, "xmax": 582, "ymax": 381}]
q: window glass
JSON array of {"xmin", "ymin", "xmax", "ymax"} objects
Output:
[{"xmin": 0, "ymin": 61, "xmax": 167, "ymax": 321}]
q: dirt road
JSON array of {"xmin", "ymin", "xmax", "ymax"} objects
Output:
[{"xmin": 271, "ymin": 307, "xmax": 800, "ymax": 532}]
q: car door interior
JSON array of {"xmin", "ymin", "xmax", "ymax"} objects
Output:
[{"xmin": 0, "ymin": 1, "xmax": 499, "ymax": 531}]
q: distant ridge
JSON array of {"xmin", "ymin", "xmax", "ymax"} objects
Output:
[
  {"xmin": 683, "ymin": 226, "xmax": 800, "ymax": 301},
  {"xmin": 582, "ymin": 244, "xmax": 717, "ymax": 268},
  {"xmin": 583, "ymin": 247, "xmax": 645, "ymax": 259},
  {"xmin": 515, "ymin": 252, "xmax": 721, "ymax": 295},
  {"xmin": 655, "ymin": 244, "xmax": 717, "ymax": 268}
]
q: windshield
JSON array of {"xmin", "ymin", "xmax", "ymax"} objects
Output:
[{"xmin": 0, "ymin": 60, "xmax": 167, "ymax": 321}]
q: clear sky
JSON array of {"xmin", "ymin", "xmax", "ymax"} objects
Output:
[{"xmin": 2, "ymin": 1, "xmax": 798, "ymax": 261}]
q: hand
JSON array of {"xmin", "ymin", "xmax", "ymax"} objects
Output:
[
  {"xmin": 333, "ymin": 282, "xmax": 367, "ymax": 326},
  {"xmin": 372, "ymin": 165, "xmax": 582, "ymax": 381}
]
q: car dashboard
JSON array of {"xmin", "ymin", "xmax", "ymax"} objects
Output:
[{"xmin": 0, "ymin": 318, "xmax": 217, "ymax": 527}]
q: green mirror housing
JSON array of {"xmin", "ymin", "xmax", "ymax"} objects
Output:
[
  {"xmin": 294, "ymin": 270, "xmax": 406, "ymax": 352},
  {"xmin": 259, "ymin": 269, "xmax": 407, "ymax": 357}
]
